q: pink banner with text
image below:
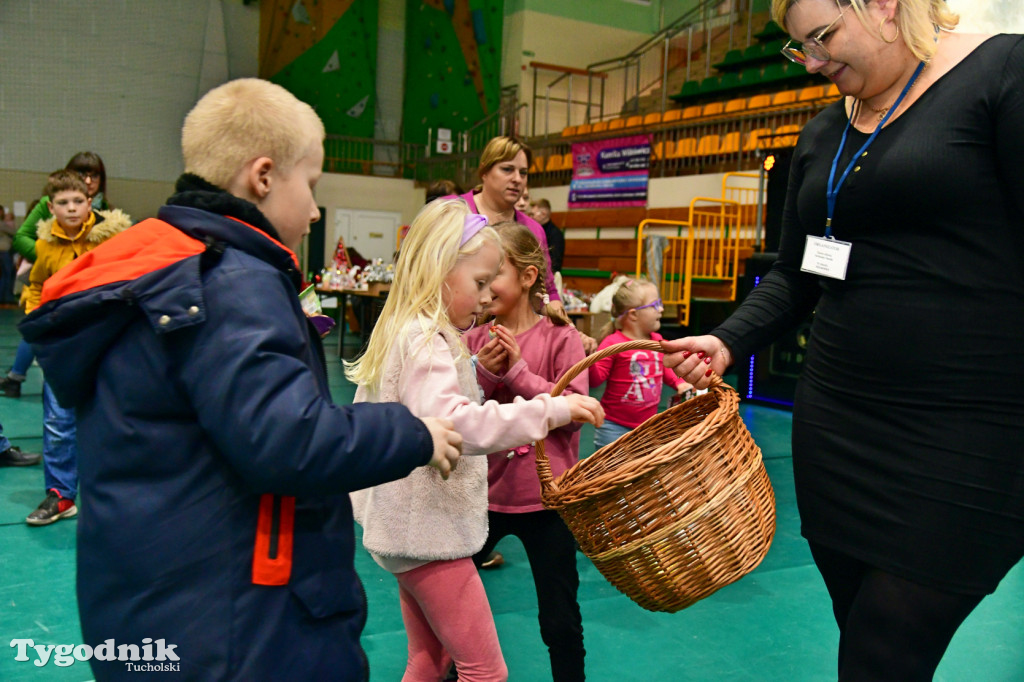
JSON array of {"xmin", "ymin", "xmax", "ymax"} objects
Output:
[{"xmin": 569, "ymin": 134, "xmax": 651, "ymax": 208}]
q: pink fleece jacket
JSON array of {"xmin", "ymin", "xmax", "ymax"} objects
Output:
[
  {"xmin": 588, "ymin": 330, "xmax": 681, "ymax": 428},
  {"xmin": 465, "ymin": 318, "xmax": 587, "ymax": 512},
  {"xmin": 351, "ymin": 317, "xmax": 572, "ymax": 572}
]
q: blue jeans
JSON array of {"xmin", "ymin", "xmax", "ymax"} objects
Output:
[
  {"xmin": 10, "ymin": 338, "xmax": 34, "ymax": 380},
  {"xmin": 593, "ymin": 419, "xmax": 632, "ymax": 451},
  {"xmin": 0, "ymin": 419, "xmax": 11, "ymax": 452},
  {"xmin": 42, "ymin": 382, "xmax": 77, "ymax": 498}
]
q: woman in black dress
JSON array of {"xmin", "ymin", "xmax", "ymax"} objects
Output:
[{"xmin": 665, "ymin": 0, "xmax": 1024, "ymax": 679}]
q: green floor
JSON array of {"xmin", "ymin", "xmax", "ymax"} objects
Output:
[{"xmin": 0, "ymin": 308, "xmax": 1021, "ymax": 681}]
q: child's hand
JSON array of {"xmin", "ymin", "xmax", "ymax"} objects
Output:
[
  {"xmin": 476, "ymin": 337, "xmax": 508, "ymax": 375},
  {"xmin": 420, "ymin": 417, "xmax": 463, "ymax": 480},
  {"xmin": 563, "ymin": 394, "xmax": 605, "ymax": 427},
  {"xmin": 677, "ymin": 382, "xmax": 694, "ymax": 395},
  {"xmin": 492, "ymin": 325, "xmax": 522, "ymax": 367},
  {"xmin": 578, "ymin": 331, "xmax": 598, "ymax": 355}
]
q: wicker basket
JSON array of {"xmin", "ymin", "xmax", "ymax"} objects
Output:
[{"xmin": 536, "ymin": 340, "xmax": 775, "ymax": 613}]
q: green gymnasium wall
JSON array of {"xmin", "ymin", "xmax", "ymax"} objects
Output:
[
  {"xmin": 402, "ymin": 0, "xmax": 504, "ymax": 147},
  {"xmin": 264, "ymin": 0, "xmax": 378, "ymax": 139}
]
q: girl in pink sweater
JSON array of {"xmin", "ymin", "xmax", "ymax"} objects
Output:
[
  {"xmin": 347, "ymin": 199, "xmax": 603, "ymax": 682},
  {"xmin": 464, "ymin": 222, "xmax": 588, "ymax": 681},
  {"xmin": 589, "ymin": 278, "xmax": 690, "ymax": 451}
]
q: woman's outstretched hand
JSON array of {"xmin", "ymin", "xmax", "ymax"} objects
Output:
[{"xmin": 661, "ymin": 335, "xmax": 733, "ymax": 390}]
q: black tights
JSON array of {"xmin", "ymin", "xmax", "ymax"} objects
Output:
[{"xmin": 808, "ymin": 541, "xmax": 984, "ymax": 682}]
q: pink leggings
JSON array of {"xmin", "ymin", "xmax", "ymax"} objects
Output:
[{"xmin": 396, "ymin": 558, "xmax": 508, "ymax": 682}]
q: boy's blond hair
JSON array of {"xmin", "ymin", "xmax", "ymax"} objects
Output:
[
  {"xmin": 345, "ymin": 199, "xmax": 500, "ymax": 391},
  {"xmin": 182, "ymin": 78, "xmax": 325, "ymax": 189}
]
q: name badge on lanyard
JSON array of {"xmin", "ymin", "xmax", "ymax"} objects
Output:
[
  {"xmin": 801, "ymin": 235, "xmax": 851, "ymax": 280},
  {"xmin": 806, "ymin": 60, "xmax": 925, "ymax": 284}
]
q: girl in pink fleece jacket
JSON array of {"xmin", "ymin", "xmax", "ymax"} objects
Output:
[
  {"xmin": 347, "ymin": 199, "xmax": 603, "ymax": 682},
  {"xmin": 464, "ymin": 222, "xmax": 588, "ymax": 681}
]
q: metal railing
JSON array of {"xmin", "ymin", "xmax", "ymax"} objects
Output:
[
  {"xmin": 323, "ymin": 135, "xmax": 426, "ymax": 178},
  {"xmin": 530, "ymin": 0, "xmax": 781, "ymax": 137},
  {"xmin": 525, "ymin": 95, "xmax": 831, "ymax": 187}
]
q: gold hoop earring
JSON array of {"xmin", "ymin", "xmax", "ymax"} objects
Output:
[{"xmin": 880, "ymin": 18, "xmax": 900, "ymax": 44}]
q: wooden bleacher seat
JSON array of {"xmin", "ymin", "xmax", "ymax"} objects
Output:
[
  {"xmin": 624, "ymin": 115, "xmax": 644, "ymax": 128},
  {"xmin": 825, "ymin": 83, "xmax": 841, "ymax": 97},
  {"xmin": 576, "ymin": 122, "xmax": 593, "ymax": 135},
  {"xmin": 561, "ymin": 125, "xmax": 576, "ymax": 137},
  {"xmin": 608, "ymin": 118, "xmax": 626, "ymax": 131},
  {"xmin": 643, "ymin": 112, "xmax": 662, "ymax": 126},
  {"xmin": 592, "ymin": 120, "xmax": 610, "ymax": 133},
  {"xmin": 724, "ymin": 97, "xmax": 747, "ymax": 114},
  {"xmin": 545, "ymin": 154, "xmax": 563, "ymax": 172},
  {"xmin": 530, "ymin": 156, "xmax": 544, "ymax": 173},
  {"xmin": 562, "ymin": 152, "xmax": 574, "ymax": 170}
]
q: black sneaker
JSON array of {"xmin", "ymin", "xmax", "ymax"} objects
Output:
[
  {"xmin": 0, "ymin": 446, "xmax": 41, "ymax": 467},
  {"xmin": 0, "ymin": 376, "xmax": 22, "ymax": 398},
  {"xmin": 26, "ymin": 490, "xmax": 78, "ymax": 526}
]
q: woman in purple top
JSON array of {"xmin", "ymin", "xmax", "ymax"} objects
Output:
[{"xmin": 459, "ymin": 137, "xmax": 562, "ymax": 311}]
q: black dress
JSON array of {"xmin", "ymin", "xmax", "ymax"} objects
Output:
[{"xmin": 713, "ymin": 35, "xmax": 1024, "ymax": 595}]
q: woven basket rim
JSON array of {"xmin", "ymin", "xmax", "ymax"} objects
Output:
[{"xmin": 543, "ymin": 384, "xmax": 738, "ymax": 504}]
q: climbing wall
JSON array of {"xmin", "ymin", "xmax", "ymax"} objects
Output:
[
  {"xmin": 403, "ymin": 0, "xmax": 503, "ymax": 147},
  {"xmin": 260, "ymin": 0, "xmax": 377, "ymax": 138}
]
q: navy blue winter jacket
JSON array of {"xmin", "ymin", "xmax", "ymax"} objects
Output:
[{"xmin": 20, "ymin": 177, "xmax": 433, "ymax": 680}]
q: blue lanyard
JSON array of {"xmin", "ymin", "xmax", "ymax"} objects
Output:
[{"xmin": 824, "ymin": 61, "xmax": 926, "ymax": 238}]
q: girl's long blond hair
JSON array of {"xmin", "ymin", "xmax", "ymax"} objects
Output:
[{"xmin": 344, "ymin": 198, "xmax": 499, "ymax": 391}]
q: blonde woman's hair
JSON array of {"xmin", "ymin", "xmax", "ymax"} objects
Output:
[
  {"xmin": 182, "ymin": 78, "xmax": 326, "ymax": 189},
  {"xmin": 490, "ymin": 221, "xmax": 570, "ymax": 326},
  {"xmin": 345, "ymin": 198, "xmax": 500, "ymax": 391},
  {"xmin": 477, "ymin": 136, "xmax": 533, "ymax": 181},
  {"xmin": 771, "ymin": 0, "xmax": 958, "ymax": 62},
  {"xmin": 596, "ymin": 277, "xmax": 655, "ymax": 341}
]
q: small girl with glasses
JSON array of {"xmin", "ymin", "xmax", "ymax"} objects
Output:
[{"xmin": 589, "ymin": 278, "xmax": 690, "ymax": 450}]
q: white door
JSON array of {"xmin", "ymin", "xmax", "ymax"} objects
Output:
[{"xmin": 331, "ymin": 209, "xmax": 400, "ymax": 265}]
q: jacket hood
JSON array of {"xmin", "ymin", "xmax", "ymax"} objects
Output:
[
  {"xmin": 36, "ymin": 208, "xmax": 132, "ymax": 244},
  {"xmin": 20, "ymin": 183, "xmax": 303, "ymax": 408}
]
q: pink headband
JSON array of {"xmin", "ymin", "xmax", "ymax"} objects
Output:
[{"xmin": 460, "ymin": 213, "xmax": 488, "ymax": 246}]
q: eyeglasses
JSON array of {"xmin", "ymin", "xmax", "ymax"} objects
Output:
[
  {"xmin": 618, "ymin": 299, "xmax": 663, "ymax": 319},
  {"xmin": 780, "ymin": 2, "xmax": 848, "ymax": 66}
]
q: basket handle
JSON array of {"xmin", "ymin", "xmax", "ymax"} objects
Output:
[{"xmin": 536, "ymin": 340, "xmax": 724, "ymax": 494}]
